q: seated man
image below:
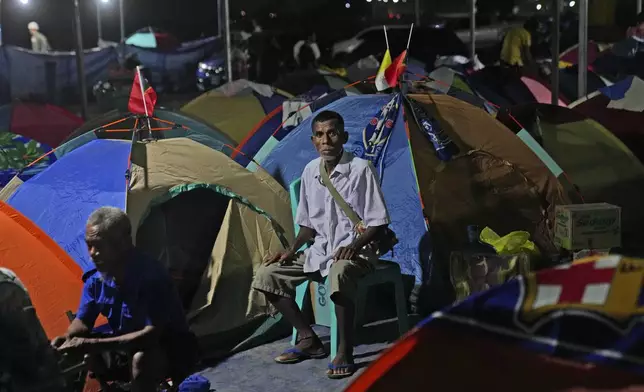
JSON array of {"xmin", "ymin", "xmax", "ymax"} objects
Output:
[
  {"xmin": 252, "ymin": 110, "xmax": 391, "ymax": 379},
  {"xmin": 51, "ymin": 207, "xmax": 199, "ymax": 392}
]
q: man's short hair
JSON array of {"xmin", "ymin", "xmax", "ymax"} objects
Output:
[
  {"xmin": 312, "ymin": 110, "xmax": 344, "ymax": 131},
  {"xmin": 87, "ymin": 207, "xmax": 132, "ymax": 237}
]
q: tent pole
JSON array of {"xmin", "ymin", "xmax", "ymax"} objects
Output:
[
  {"xmin": 96, "ymin": 1, "xmax": 103, "ymax": 43},
  {"xmin": 73, "ymin": 0, "xmax": 89, "ymax": 120},
  {"xmin": 577, "ymin": 0, "xmax": 588, "ymax": 98},
  {"xmin": 119, "ymin": 0, "xmax": 125, "ymax": 42},
  {"xmin": 469, "ymin": 0, "xmax": 476, "ymax": 61},
  {"xmin": 551, "ymin": 0, "xmax": 560, "ymax": 105},
  {"xmin": 224, "ymin": 0, "xmax": 232, "ymax": 83}
]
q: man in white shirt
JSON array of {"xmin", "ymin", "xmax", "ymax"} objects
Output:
[
  {"xmin": 28, "ymin": 22, "xmax": 51, "ymax": 53},
  {"xmin": 252, "ymin": 110, "xmax": 391, "ymax": 379}
]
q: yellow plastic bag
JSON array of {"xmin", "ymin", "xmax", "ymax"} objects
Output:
[{"xmin": 479, "ymin": 227, "xmax": 540, "ymax": 256}]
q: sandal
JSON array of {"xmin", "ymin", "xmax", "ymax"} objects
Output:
[
  {"xmin": 326, "ymin": 363, "xmax": 356, "ymax": 379},
  {"xmin": 274, "ymin": 347, "xmax": 327, "ymax": 364}
]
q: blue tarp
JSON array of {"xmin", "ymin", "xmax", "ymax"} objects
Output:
[
  {"xmin": 8, "ymin": 139, "xmax": 130, "ymax": 273},
  {"xmin": 261, "ymin": 94, "xmax": 427, "ymax": 285},
  {"xmin": 0, "ymin": 36, "xmax": 221, "ymax": 103}
]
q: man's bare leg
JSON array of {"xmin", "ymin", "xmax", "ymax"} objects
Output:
[
  {"xmin": 265, "ymin": 292, "xmax": 325, "ymax": 361},
  {"xmin": 329, "ymin": 294, "xmax": 355, "ymax": 376},
  {"xmin": 130, "ymin": 348, "xmax": 167, "ymax": 392}
]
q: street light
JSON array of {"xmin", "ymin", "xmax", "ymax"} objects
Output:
[{"xmin": 19, "ymin": 0, "xmax": 28, "ymax": 4}]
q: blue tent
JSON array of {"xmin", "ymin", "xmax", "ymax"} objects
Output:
[
  {"xmin": 261, "ymin": 93, "xmax": 567, "ymax": 291},
  {"xmin": 4, "ymin": 137, "xmax": 296, "ymax": 352}
]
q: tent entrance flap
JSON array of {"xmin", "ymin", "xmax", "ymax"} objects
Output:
[{"xmin": 136, "ymin": 188, "xmax": 229, "ymax": 310}]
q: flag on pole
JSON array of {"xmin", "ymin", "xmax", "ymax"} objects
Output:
[
  {"xmin": 383, "ymin": 49, "xmax": 408, "ymax": 89},
  {"xmin": 375, "ymin": 50, "xmax": 393, "ymax": 91},
  {"xmin": 128, "ymin": 67, "xmax": 157, "ymax": 116}
]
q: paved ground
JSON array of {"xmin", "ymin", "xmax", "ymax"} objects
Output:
[{"xmin": 199, "ymin": 318, "xmax": 413, "ymax": 392}]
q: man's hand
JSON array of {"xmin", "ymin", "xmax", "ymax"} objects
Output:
[
  {"xmin": 57, "ymin": 337, "xmax": 93, "ymax": 355},
  {"xmin": 264, "ymin": 248, "xmax": 296, "ymax": 265},
  {"xmin": 334, "ymin": 246, "xmax": 358, "ymax": 262},
  {"xmin": 50, "ymin": 335, "xmax": 68, "ymax": 350}
]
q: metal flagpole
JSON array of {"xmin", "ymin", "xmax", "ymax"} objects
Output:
[
  {"xmin": 224, "ymin": 0, "xmax": 232, "ymax": 83},
  {"xmin": 577, "ymin": 0, "xmax": 588, "ymax": 98},
  {"xmin": 469, "ymin": 0, "xmax": 476, "ymax": 61},
  {"xmin": 119, "ymin": 0, "xmax": 125, "ymax": 42},
  {"xmin": 551, "ymin": 0, "xmax": 560, "ymax": 105},
  {"xmin": 96, "ymin": 1, "xmax": 103, "ymax": 42},
  {"xmin": 73, "ymin": 0, "xmax": 89, "ymax": 120}
]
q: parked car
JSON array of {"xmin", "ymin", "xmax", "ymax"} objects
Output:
[
  {"xmin": 331, "ymin": 24, "xmax": 468, "ymax": 68},
  {"xmin": 196, "ymin": 54, "xmax": 227, "ymax": 91}
]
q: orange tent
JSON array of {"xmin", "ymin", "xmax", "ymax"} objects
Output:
[{"xmin": 0, "ymin": 201, "xmax": 83, "ymax": 338}]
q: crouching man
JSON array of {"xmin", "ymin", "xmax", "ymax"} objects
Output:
[
  {"xmin": 252, "ymin": 111, "xmax": 391, "ymax": 379},
  {"xmin": 51, "ymin": 207, "xmax": 199, "ymax": 392}
]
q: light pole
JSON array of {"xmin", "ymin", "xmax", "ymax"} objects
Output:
[
  {"xmin": 577, "ymin": 0, "xmax": 588, "ymax": 98},
  {"xmin": 638, "ymin": 0, "xmax": 642, "ymax": 15},
  {"xmin": 0, "ymin": 0, "xmax": 4, "ymax": 46},
  {"xmin": 73, "ymin": 0, "xmax": 89, "ymax": 119},
  {"xmin": 551, "ymin": 0, "xmax": 560, "ymax": 105},
  {"xmin": 224, "ymin": 0, "xmax": 232, "ymax": 83},
  {"xmin": 469, "ymin": 0, "xmax": 476, "ymax": 61},
  {"xmin": 96, "ymin": 0, "xmax": 104, "ymax": 42},
  {"xmin": 119, "ymin": 0, "xmax": 124, "ymax": 42}
]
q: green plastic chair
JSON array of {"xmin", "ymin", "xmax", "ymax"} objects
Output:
[{"xmin": 288, "ymin": 178, "xmax": 410, "ymax": 359}]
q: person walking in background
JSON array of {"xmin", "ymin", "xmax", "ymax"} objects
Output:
[
  {"xmin": 28, "ymin": 22, "xmax": 51, "ymax": 53},
  {"xmin": 500, "ymin": 17, "xmax": 538, "ymax": 74},
  {"xmin": 293, "ymin": 32, "xmax": 321, "ymax": 70}
]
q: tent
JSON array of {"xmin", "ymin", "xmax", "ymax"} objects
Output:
[
  {"xmin": 497, "ymin": 103, "xmax": 644, "ymax": 247},
  {"xmin": 2, "ymin": 137, "xmax": 296, "ymax": 352},
  {"xmin": 125, "ymin": 26, "xmax": 180, "ymax": 51},
  {"xmin": 182, "ymin": 80, "xmax": 294, "ymax": 144},
  {"xmin": 0, "ymin": 201, "xmax": 83, "ymax": 338},
  {"xmin": 260, "ymin": 93, "xmax": 569, "ymax": 293},
  {"xmin": 468, "ymin": 66, "xmax": 566, "ymax": 107},
  {"xmin": 0, "ymin": 103, "xmax": 83, "ymax": 186},
  {"xmin": 557, "ymin": 65, "xmax": 610, "ymax": 103},
  {"xmin": 412, "ymin": 67, "xmax": 497, "ymax": 115},
  {"xmin": 272, "ymin": 69, "xmax": 375, "ymax": 97},
  {"xmin": 559, "ymin": 41, "xmax": 609, "ymax": 68},
  {"xmin": 569, "ymin": 76, "xmax": 644, "ymax": 162},
  {"xmin": 233, "ymin": 87, "xmax": 351, "ymax": 170},
  {"xmin": 346, "ymin": 255, "xmax": 644, "ymax": 391},
  {"xmin": 57, "ymin": 107, "xmax": 236, "ymax": 158}
]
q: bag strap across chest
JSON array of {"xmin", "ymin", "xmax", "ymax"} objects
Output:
[{"xmin": 319, "ymin": 160, "xmax": 361, "ymax": 227}]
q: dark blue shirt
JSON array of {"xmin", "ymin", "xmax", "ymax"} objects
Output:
[{"xmin": 76, "ymin": 249, "xmax": 190, "ymax": 335}]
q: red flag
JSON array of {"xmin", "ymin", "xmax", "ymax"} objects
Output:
[
  {"xmin": 384, "ymin": 49, "xmax": 407, "ymax": 89},
  {"xmin": 128, "ymin": 67, "xmax": 157, "ymax": 116}
]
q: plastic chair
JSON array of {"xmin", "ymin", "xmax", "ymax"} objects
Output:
[{"xmin": 288, "ymin": 178, "xmax": 410, "ymax": 359}]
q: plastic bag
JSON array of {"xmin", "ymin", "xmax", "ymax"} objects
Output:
[{"xmin": 479, "ymin": 227, "xmax": 540, "ymax": 256}]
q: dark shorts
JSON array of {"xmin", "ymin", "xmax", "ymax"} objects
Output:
[{"xmin": 91, "ymin": 330, "xmax": 199, "ymax": 383}]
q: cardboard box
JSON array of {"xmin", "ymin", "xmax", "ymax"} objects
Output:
[{"xmin": 554, "ymin": 203, "xmax": 621, "ymax": 250}]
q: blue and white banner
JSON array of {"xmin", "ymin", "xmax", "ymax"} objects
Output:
[{"xmin": 355, "ymin": 93, "xmax": 401, "ymax": 168}]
